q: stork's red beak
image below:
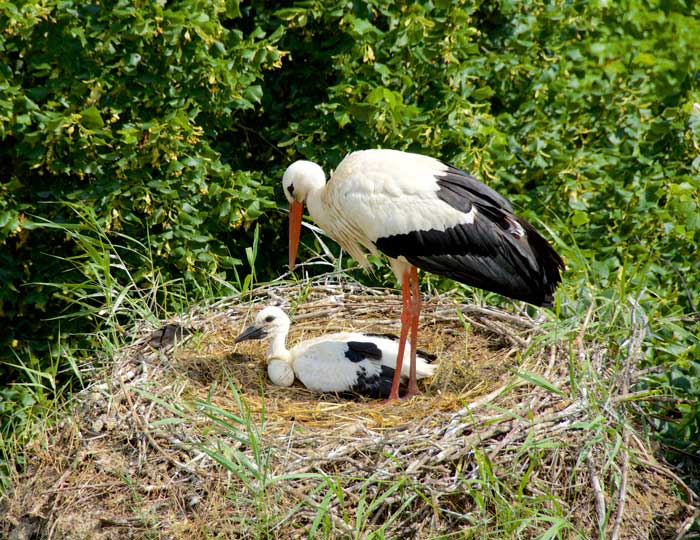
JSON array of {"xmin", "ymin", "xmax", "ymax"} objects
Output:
[{"xmin": 288, "ymin": 200, "xmax": 303, "ymax": 271}]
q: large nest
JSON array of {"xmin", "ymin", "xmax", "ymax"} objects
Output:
[{"xmin": 2, "ymin": 276, "xmax": 698, "ymax": 539}]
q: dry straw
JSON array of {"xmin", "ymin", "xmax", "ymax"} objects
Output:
[{"xmin": 2, "ymin": 275, "xmax": 697, "ymax": 539}]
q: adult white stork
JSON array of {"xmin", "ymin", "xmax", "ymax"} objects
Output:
[
  {"xmin": 235, "ymin": 306, "xmax": 436, "ymax": 398},
  {"xmin": 282, "ymin": 149, "xmax": 564, "ymax": 401}
]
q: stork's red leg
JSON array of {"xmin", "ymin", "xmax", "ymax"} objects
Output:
[
  {"xmin": 404, "ymin": 266, "xmax": 422, "ymax": 398},
  {"xmin": 386, "ymin": 270, "xmax": 412, "ymax": 401}
]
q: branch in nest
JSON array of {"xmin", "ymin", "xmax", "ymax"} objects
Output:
[
  {"xmin": 587, "ymin": 454, "xmax": 607, "ymax": 536},
  {"xmin": 610, "ymin": 429, "xmax": 630, "ymax": 540}
]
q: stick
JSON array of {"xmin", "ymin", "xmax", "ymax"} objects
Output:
[
  {"xmin": 587, "ymin": 454, "xmax": 607, "ymax": 537},
  {"xmin": 609, "ymin": 430, "xmax": 630, "ymax": 540}
]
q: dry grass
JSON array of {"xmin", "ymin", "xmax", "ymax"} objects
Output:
[{"xmin": 2, "ymin": 276, "xmax": 698, "ymax": 539}]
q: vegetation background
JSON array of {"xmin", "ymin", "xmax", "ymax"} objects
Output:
[{"xmin": 1, "ymin": 0, "xmax": 698, "ymax": 506}]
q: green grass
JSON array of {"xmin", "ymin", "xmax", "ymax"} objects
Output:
[
  {"xmin": 0, "ymin": 346, "xmax": 74, "ymax": 493},
  {"xmin": 0, "ymin": 202, "xmax": 257, "ymax": 493}
]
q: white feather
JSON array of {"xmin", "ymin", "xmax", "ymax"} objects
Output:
[{"xmin": 329, "ymin": 149, "xmax": 476, "ymax": 241}]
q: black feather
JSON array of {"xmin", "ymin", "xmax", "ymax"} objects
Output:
[
  {"xmin": 344, "ymin": 341, "xmax": 383, "ymax": 363},
  {"xmin": 350, "ymin": 365, "xmax": 395, "ymax": 399},
  {"xmin": 438, "ymin": 164, "xmax": 514, "ymax": 212}
]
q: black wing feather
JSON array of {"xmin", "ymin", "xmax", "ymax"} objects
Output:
[
  {"xmin": 375, "ymin": 165, "xmax": 564, "ymax": 307},
  {"xmin": 439, "ymin": 164, "xmax": 514, "ymax": 212},
  {"xmin": 349, "ymin": 365, "xmax": 395, "ymax": 399},
  {"xmin": 344, "ymin": 341, "xmax": 383, "ymax": 363}
]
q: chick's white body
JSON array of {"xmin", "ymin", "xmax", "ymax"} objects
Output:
[{"xmin": 288, "ymin": 331, "xmax": 433, "ymax": 394}]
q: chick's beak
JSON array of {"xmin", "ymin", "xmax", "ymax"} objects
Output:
[{"xmin": 235, "ymin": 325, "xmax": 267, "ymax": 343}]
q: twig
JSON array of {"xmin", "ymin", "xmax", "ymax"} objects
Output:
[
  {"xmin": 608, "ymin": 296, "xmax": 647, "ymax": 540},
  {"xmin": 575, "ymin": 301, "xmax": 595, "ymax": 363},
  {"xmin": 587, "ymin": 454, "xmax": 607, "ymax": 537},
  {"xmin": 544, "ymin": 344, "xmax": 558, "ymax": 378},
  {"xmin": 609, "ymin": 430, "xmax": 630, "ymax": 540},
  {"xmin": 433, "ymin": 305, "xmax": 536, "ymax": 329}
]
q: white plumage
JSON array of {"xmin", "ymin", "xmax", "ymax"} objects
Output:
[
  {"xmin": 284, "ymin": 151, "xmax": 478, "ymax": 269},
  {"xmin": 234, "ymin": 306, "xmax": 436, "ymax": 398},
  {"xmin": 283, "ymin": 149, "xmax": 564, "ymax": 401}
]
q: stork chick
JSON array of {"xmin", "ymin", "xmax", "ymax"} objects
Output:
[{"xmin": 235, "ymin": 306, "xmax": 436, "ymax": 399}]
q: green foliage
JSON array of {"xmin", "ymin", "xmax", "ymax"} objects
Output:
[
  {"xmin": 1, "ymin": 0, "xmax": 699, "ymax": 481},
  {"xmin": 0, "ymin": 0, "xmax": 282, "ymax": 355}
]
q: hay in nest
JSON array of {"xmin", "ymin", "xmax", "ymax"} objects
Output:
[{"xmin": 2, "ymin": 275, "xmax": 698, "ymax": 539}]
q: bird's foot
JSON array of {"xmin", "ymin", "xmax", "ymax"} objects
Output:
[
  {"xmin": 377, "ymin": 386, "xmax": 422, "ymax": 405},
  {"xmin": 402, "ymin": 385, "xmax": 422, "ymax": 399},
  {"xmin": 377, "ymin": 391, "xmax": 401, "ymax": 405}
]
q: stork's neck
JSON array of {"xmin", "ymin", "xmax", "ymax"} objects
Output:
[
  {"xmin": 305, "ymin": 186, "xmax": 328, "ymax": 230},
  {"xmin": 267, "ymin": 330, "xmax": 291, "ymax": 364},
  {"xmin": 265, "ymin": 327, "xmax": 294, "ymax": 387}
]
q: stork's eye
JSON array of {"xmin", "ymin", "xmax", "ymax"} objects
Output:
[
  {"xmin": 287, "ymin": 184, "xmax": 295, "ymax": 197},
  {"xmin": 264, "ymin": 315, "xmax": 275, "ymax": 323}
]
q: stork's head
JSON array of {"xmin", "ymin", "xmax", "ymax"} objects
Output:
[
  {"xmin": 282, "ymin": 160, "xmax": 326, "ymax": 204},
  {"xmin": 282, "ymin": 160, "xmax": 326, "ymax": 270},
  {"xmin": 235, "ymin": 305, "xmax": 296, "ymax": 387},
  {"xmin": 234, "ymin": 306, "xmax": 291, "ymax": 344}
]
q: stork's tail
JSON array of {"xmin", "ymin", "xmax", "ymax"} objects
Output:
[{"xmin": 516, "ymin": 217, "xmax": 565, "ymax": 308}]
